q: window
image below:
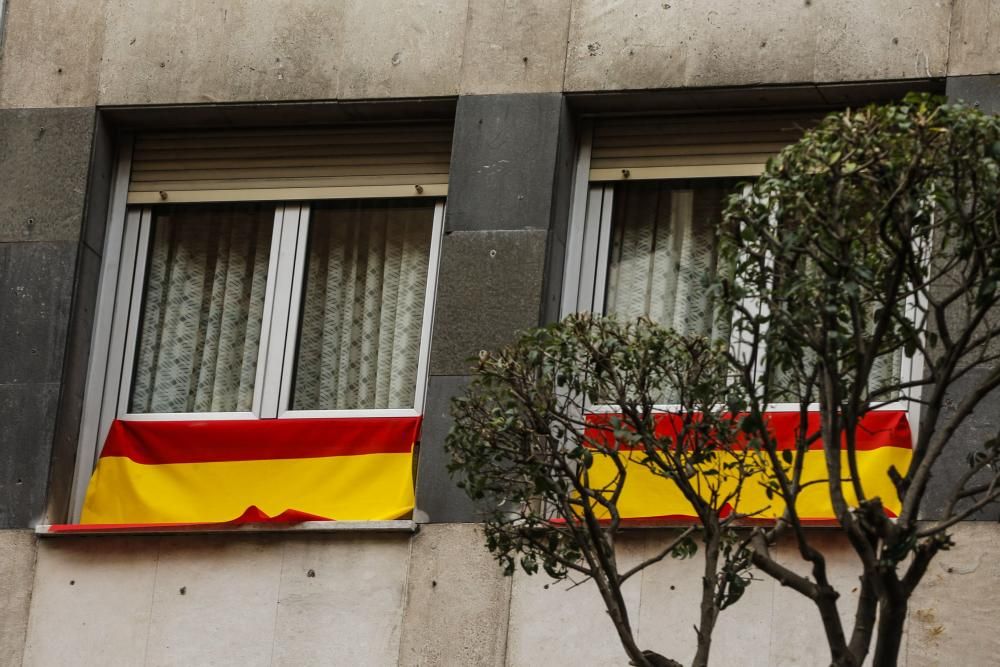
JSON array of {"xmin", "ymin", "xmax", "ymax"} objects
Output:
[
  {"xmin": 70, "ymin": 125, "xmax": 450, "ymax": 522},
  {"xmin": 116, "ymin": 198, "xmax": 441, "ymax": 423},
  {"xmin": 562, "ymin": 115, "xmax": 922, "ymax": 418}
]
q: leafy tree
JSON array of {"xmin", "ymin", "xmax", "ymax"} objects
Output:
[
  {"xmin": 446, "ymin": 315, "xmax": 769, "ymax": 667},
  {"xmin": 720, "ymin": 93, "xmax": 1000, "ymax": 666}
]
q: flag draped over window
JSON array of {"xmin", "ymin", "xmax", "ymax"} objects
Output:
[
  {"xmin": 80, "ymin": 417, "xmax": 419, "ymax": 525},
  {"xmin": 585, "ymin": 410, "xmax": 913, "ymax": 523}
]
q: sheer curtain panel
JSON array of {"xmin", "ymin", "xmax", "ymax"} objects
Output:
[
  {"xmin": 604, "ymin": 180, "xmax": 730, "ymax": 338},
  {"xmin": 291, "ymin": 199, "xmax": 434, "ymax": 410},
  {"xmin": 130, "ymin": 204, "xmax": 274, "ymax": 413}
]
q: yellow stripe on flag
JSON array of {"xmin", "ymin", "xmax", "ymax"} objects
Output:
[
  {"xmin": 82, "ymin": 453, "xmax": 415, "ymax": 524},
  {"xmin": 587, "ymin": 447, "xmax": 912, "ymax": 521}
]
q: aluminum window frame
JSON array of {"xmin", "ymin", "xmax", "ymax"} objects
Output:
[{"xmin": 70, "ymin": 140, "xmax": 445, "ymax": 520}]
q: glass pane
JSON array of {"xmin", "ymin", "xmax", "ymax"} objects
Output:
[
  {"xmin": 604, "ymin": 179, "xmax": 736, "ymax": 340},
  {"xmin": 129, "ymin": 203, "xmax": 274, "ymax": 414},
  {"xmin": 291, "ymin": 199, "xmax": 435, "ymax": 410}
]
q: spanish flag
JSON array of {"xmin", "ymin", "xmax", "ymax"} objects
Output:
[
  {"xmin": 79, "ymin": 417, "xmax": 419, "ymax": 525},
  {"xmin": 585, "ymin": 410, "xmax": 912, "ymax": 522}
]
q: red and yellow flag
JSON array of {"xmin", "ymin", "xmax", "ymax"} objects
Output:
[
  {"xmin": 585, "ymin": 410, "xmax": 913, "ymax": 522},
  {"xmin": 80, "ymin": 417, "xmax": 420, "ymax": 525}
]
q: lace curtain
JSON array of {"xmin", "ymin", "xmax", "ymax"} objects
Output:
[
  {"xmin": 604, "ymin": 180, "xmax": 728, "ymax": 338},
  {"xmin": 130, "ymin": 204, "xmax": 273, "ymax": 413},
  {"xmin": 291, "ymin": 200, "xmax": 433, "ymax": 410}
]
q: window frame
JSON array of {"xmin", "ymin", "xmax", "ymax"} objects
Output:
[
  {"xmin": 561, "ymin": 120, "xmax": 925, "ymax": 425},
  {"xmin": 70, "ymin": 135, "xmax": 445, "ymax": 520}
]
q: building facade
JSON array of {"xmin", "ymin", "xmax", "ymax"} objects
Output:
[{"xmin": 1, "ymin": 1, "xmax": 999, "ymax": 665}]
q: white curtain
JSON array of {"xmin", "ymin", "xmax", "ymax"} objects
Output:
[
  {"xmin": 604, "ymin": 181, "xmax": 726, "ymax": 338},
  {"xmin": 130, "ymin": 204, "xmax": 273, "ymax": 413},
  {"xmin": 291, "ymin": 201, "xmax": 433, "ymax": 410}
]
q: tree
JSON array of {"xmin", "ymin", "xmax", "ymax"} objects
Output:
[
  {"xmin": 446, "ymin": 315, "xmax": 768, "ymax": 667},
  {"xmin": 719, "ymin": 93, "xmax": 1000, "ymax": 666}
]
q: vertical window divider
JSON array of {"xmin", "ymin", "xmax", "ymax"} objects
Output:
[
  {"xmin": 259, "ymin": 204, "xmax": 305, "ymax": 419},
  {"xmin": 277, "ymin": 204, "xmax": 312, "ymax": 417},
  {"xmin": 591, "ymin": 186, "xmax": 616, "ymax": 314},
  {"xmin": 560, "ymin": 121, "xmax": 594, "ymax": 319},
  {"xmin": 412, "ymin": 201, "xmax": 446, "ymax": 415},
  {"xmin": 115, "ymin": 208, "xmax": 154, "ymax": 419},
  {"xmin": 250, "ymin": 206, "xmax": 288, "ymax": 418}
]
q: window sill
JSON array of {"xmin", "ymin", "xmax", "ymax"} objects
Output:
[{"xmin": 34, "ymin": 520, "xmax": 418, "ymax": 537}]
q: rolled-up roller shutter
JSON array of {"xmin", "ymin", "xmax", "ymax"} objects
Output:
[
  {"xmin": 127, "ymin": 122, "xmax": 453, "ymax": 205},
  {"xmin": 589, "ymin": 113, "xmax": 820, "ymax": 182}
]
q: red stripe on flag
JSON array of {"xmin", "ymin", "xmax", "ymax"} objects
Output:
[
  {"xmin": 100, "ymin": 416, "xmax": 422, "ymax": 464},
  {"xmin": 46, "ymin": 505, "xmax": 332, "ymax": 533},
  {"xmin": 585, "ymin": 410, "xmax": 911, "ymax": 452}
]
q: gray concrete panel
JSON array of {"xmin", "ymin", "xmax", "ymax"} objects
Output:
[
  {"xmin": 338, "ymin": 0, "xmax": 468, "ymax": 100},
  {"xmin": 565, "ymin": 0, "xmax": 949, "ymax": 92},
  {"xmin": 460, "ymin": 0, "xmax": 572, "ymax": 95},
  {"xmin": 920, "ymin": 367, "xmax": 1000, "ymax": 522},
  {"xmin": 0, "ymin": 242, "xmax": 77, "ymax": 385},
  {"xmin": 47, "ymin": 246, "xmax": 101, "ymax": 523},
  {"xmin": 948, "ymin": 0, "xmax": 1000, "ymax": 77},
  {"xmin": 908, "ymin": 521, "xmax": 1000, "ymax": 665},
  {"xmin": 99, "ymin": 0, "xmax": 343, "ymax": 105},
  {"xmin": 414, "ymin": 375, "xmax": 476, "ymax": 523},
  {"xmin": 445, "ymin": 94, "xmax": 568, "ymax": 233},
  {"xmin": 0, "ymin": 383, "xmax": 60, "ymax": 528},
  {"xmin": 398, "ymin": 524, "xmax": 511, "ymax": 667},
  {"xmin": 811, "ymin": 0, "xmax": 950, "ymax": 83},
  {"xmin": 506, "ymin": 533, "xmax": 644, "ymax": 666},
  {"xmin": 23, "ymin": 536, "xmax": 161, "ymax": 666},
  {"xmin": 273, "ymin": 534, "xmax": 410, "ymax": 667},
  {"xmin": 0, "ymin": 0, "xmax": 107, "ymax": 108},
  {"xmin": 0, "ymin": 530, "xmax": 35, "ymax": 667},
  {"xmin": 0, "ymin": 107, "xmax": 95, "ymax": 243},
  {"xmin": 429, "ymin": 229, "xmax": 548, "ymax": 376},
  {"xmin": 946, "ymin": 74, "xmax": 1000, "ymax": 113}
]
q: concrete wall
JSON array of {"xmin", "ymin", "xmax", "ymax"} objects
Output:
[
  {"xmin": 4, "ymin": 522, "xmax": 998, "ymax": 666},
  {"xmin": 1, "ymin": 0, "xmax": 998, "ymax": 111}
]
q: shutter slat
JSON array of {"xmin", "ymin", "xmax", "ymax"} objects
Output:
[
  {"xmin": 589, "ymin": 114, "xmax": 818, "ymax": 181},
  {"xmin": 128, "ymin": 123, "xmax": 453, "ymax": 204}
]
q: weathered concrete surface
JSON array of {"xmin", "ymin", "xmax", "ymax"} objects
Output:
[
  {"xmin": 635, "ymin": 531, "xmax": 775, "ymax": 667},
  {"xmin": 398, "ymin": 524, "xmax": 511, "ymax": 666},
  {"xmin": 145, "ymin": 537, "xmax": 285, "ymax": 667},
  {"xmin": 22, "ymin": 534, "xmax": 412, "ymax": 666},
  {"xmin": 768, "ymin": 531, "xmax": 880, "ymax": 666},
  {"xmin": 428, "ymin": 230, "xmax": 548, "ymax": 376},
  {"xmin": 908, "ymin": 522, "xmax": 1000, "ymax": 666},
  {"xmin": 22, "ymin": 537, "xmax": 160, "ymax": 666},
  {"xmin": 98, "ymin": 0, "xmax": 343, "ymax": 105},
  {"xmin": 564, "ymin": 0, "xmax": 950, "ymax": 92},
  {"xmin": 506, "ymin": 532, "xmax": 645, "ymax": 666},
  {"xmin": 0, "ymin": 0, "xmax": 108, "ymax": 108},
  {"xmin": 338, "ymin": 0, "xmax": 468, "ymax": 100},
  {"xmin": 0, "ymin": 108, "xmax": 95, "ymax": 243},
  {"xmin": 272, "ymin": 534, "xmax": 409, "ymax": 667},
  {"xmin": 0, "ymin": 531, "xmax": 35, "ymax": 667},
  {"xmin": 460, "ymin": 0, "xmax": 572, "ymax": 95},
  {"xmin": 2, "ymin": 0, "xmax": 977, "ymax": 108},
  {"xmin": 948, "ymin": 0, "xmax": 1000, "ymax": 77}
]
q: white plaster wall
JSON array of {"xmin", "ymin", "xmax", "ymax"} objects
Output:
[{"xmin": 15, "ymin": 523, "xmax": 1000, "ymax": 666}]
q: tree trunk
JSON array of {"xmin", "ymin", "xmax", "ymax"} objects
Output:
[
  {"xmin": 692, "ymin": 525, "xmax": 721, "ymax": 667},
  {"xmin": 872, "ymin": 598, "xmax": 908, "ymax": 667}
]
